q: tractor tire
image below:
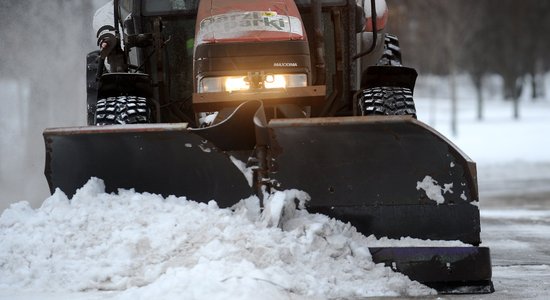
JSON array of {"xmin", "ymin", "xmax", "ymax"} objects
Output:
[
  {"xmin": 94, "ymin": 96, "xmax": 150, "ymax": 125},
  {"xmin": 378, "ymin": 34, "xmax": 402, "ymax": 66},
  {"xmin": 359, "ymin": 86, "xmax": 416, "ymax": 117},
  {"xmin": 86, "ymin": 50, "xmax": 101, "ymax": 125}
]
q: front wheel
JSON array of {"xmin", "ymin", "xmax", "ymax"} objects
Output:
[
  {"xmin": 358, "ymin": 86, "xmax": 416, "ymax": 117},
  {"xmin": 94, "ymin": 96, "xmax": 151, "ymax": 125}
]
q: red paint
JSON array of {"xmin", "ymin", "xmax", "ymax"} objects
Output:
[
  {"xmin": 196, "ymin": 0, "xmax": 305, "ymax": 45},
  {"xmin": 364, "ymin": 9, "xmax": 389, "ymax": 32}
]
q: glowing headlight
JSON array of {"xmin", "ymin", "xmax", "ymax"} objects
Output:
[
  {"xmin": 225, "ymin": 76, "xmax": 249, "ymax": 92},
  {"xmin": 198, "ymin": 74, "xmax": 307, "ymax": 93},
  {"xmin": 264, "ymin": 74, "xmax": 287, "ymax": 89}
]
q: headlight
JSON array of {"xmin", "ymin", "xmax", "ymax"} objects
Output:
[
  {"xmin": 198, "ymin": 74, "xmax": 307, "ymax": 93},
  {"xmin": 225, "ymin": 76, "xmax": 250, "ymax": 92}
]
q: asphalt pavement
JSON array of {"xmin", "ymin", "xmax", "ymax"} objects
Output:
[{"xmin": 443, "ymin": 163, "xmax": 550, "ymax": 299}]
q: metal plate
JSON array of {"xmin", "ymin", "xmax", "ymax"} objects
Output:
[
  {"xmin": 370, "ymin": 246, "xmax": 494, "ymax": 294},
  {"xmin": 268, "ymin": 116, "xmax": 481, "ymax": 243},
  {"xmin": 44, "ymin": 124, "xmax": 254, "ymax": 206}
]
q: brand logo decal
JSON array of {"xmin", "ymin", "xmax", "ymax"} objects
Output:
[
  {"xmin": 198, "ymin": 11, "xmax": 303, "ymax": 39},
  {"xmin": 274, "ymin": 62, "xmax": 298, "ymax": 67}
]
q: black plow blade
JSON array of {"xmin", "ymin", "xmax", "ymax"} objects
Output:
[
  {"xmin": 44, "ymin": 124, "xmax": 253, "ymax": 205},
  {"xmin": 267, "ymin": 115, "xmax": 493, "ymax": 293},
  {"xmin": 370, "ymin": 247, "xmax": 494, "ymax": 294},
  {"xmin": 268, "ymin": 116, "xmax": 481, "ymax": 244},
  {"xmin": 43, "ymin": 101, "xmax": 262, "ymax": 205}
]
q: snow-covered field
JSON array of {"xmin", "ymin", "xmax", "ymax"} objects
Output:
[
  {"xmin": 1, "ymin": 74, "xmax": 550, "ymax": 299},
  {"xmin": 415, "ymin": 74, "xmax": 550, "ymax": 165}
]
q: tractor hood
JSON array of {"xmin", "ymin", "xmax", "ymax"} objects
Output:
[{"xmin": 195, "ymin": 0, "xmax": 306, "ymax": 45}]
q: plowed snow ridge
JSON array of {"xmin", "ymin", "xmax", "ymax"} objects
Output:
[{"xmin": 0, "ymin": 178, "xmax": 435, "ymax": 299}]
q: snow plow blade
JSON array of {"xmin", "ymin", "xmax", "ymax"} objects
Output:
[
  {"xmin": 267, "ymin": 116, "xmax": 481, "ymax": 244},
  {"xmin": 44, "ymin": 100, "xmax": 493, "ymax": 293},
  {"xmin": 266, "ymin": 116, "xmax": 494, "ymax": 293},
  {"xmin": 44, "ymin": 101, "xmax": 262, "ymax": 204},
  {"xmin": 44, "ymin": 125, "xmax": 253, "ymax": 204}
]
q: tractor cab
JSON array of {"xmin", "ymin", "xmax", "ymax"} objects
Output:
[{"xmin": 92, "ymin": 0, "xmax": 388, "ymax": 125}]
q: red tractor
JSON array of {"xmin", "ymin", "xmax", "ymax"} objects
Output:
[{"xmin": 44, "ymin": 0, "xmax": 493, "ymax": 293}]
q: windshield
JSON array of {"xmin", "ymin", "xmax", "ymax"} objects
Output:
[
  {"xmin": 294, "ymin": 0, "xmax": 347, "ymax": 8},
  {"xmin": 142, "ymin": 0, "xmax": 347, "ymax": 16},
  {"xmin": 142, "ymin": 0, "xmax": 199, "ymax": 16}
]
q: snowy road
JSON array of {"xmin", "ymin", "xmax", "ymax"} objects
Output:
[
  {"xmin": 439, "ymin": 163, "xmax": 550, "ymax": 300},
  {"xmin": 474, "ymin": 213, "xmax": 550, "ymax": 300}
]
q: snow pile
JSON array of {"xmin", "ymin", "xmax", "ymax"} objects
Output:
[
  {"xmin": 368, "ymin": 236, "xmax": 465, "ymax": 248},
  {"xmin": 0, "ymin": 178, "xmax": 435, "ymax": 299}
]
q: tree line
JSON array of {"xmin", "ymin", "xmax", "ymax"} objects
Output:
[{"xmin": 386, "ymin": 0, "xmax": 550, "ymax": 120}]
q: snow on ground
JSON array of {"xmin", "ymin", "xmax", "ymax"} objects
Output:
[
  {"xmin": 0, "ymin": 178, "xmax": 435, "ymax": 299},
  {"xmin": 415, "ymin": 74, "xmax": 550, "ymax": 165}
]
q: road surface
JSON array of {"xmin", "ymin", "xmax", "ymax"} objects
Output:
[{"xmin": 438, "ymin": 163, "xmax": 550, "ymax": 299}]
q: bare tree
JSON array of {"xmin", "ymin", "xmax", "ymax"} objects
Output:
[
  {"xmin": 389, "ymin": 0, "xmax": 485, "ymax": 135},
  {"xmin": 483, "ymin": 0, "xmax": 535, "ymax": 119},
  {"xmin": 387, "ymin": 0, "xmax": 550, "ymax": 121}
]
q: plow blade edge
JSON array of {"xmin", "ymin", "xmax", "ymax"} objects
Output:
[{"xmin": 370, "ymin": 247, "xmax": 494, "ymax": 293}]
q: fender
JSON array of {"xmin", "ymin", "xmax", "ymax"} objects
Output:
[
  {"xmin": 97, "ymin": 72, "xmax": 153, "ymax": 99},
  {"xmin": 362, "ymin": 65, "xmax": 418, "ymax": 92}
]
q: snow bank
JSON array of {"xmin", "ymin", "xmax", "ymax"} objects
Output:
[{"xmin": 0, "ymin": 178, "xmax": 435, "ymax": 299}]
